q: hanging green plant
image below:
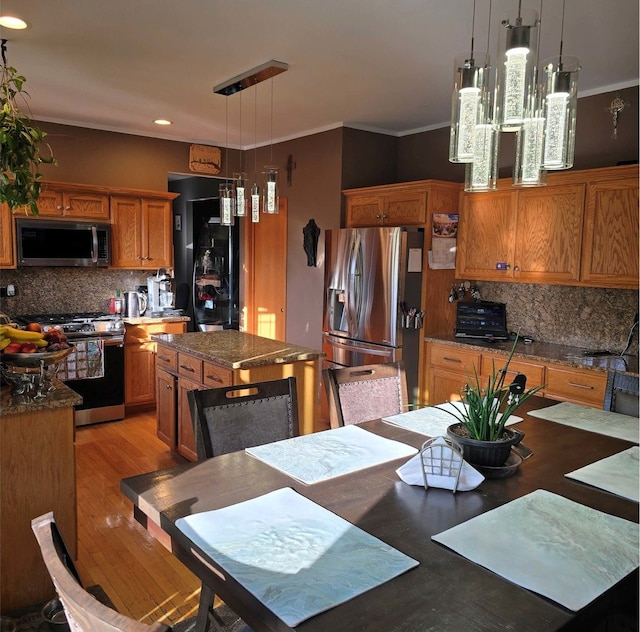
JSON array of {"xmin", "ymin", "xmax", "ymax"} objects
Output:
[{"xmin": 0, "ymin": 38, "xmax": 56, "ymax": 215}]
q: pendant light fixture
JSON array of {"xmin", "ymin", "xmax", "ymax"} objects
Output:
[
  {"xmin": 233, "ymin": 91, "xmax": 247, "ymax": 217},
  {"xmin": 251, "ymin": 81, "xmax": 261, "ymax": 223},
  {"xmin": 449, "ymin": 0, "xmax": 491, "ymax": 163},
  {"xmin": 495, "ymin": 2, "xmax": 540, "ymax": 132},
  {"xmin": 262, "ymin": 77, "xmax": 279, "ymax": 214},
  {"xmin": 540, "ymin": 0, "xmax": 579, "ymax": 170},
  {"xmin": 220, "ymin": 96, "xmax": 235, "ymax": 226},
  {"xmin": 512, "ymin": 0, "xmax": 546, "ymax": 186}
]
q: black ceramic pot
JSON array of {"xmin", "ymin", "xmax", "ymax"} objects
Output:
[{"xmin": 446, "ymin": 423, "xmax": 523, "ymax": 467}]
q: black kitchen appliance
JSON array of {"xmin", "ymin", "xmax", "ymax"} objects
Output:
[
  {"xmin": 13, "ymin": 312, "xmax": 125, "ymax": 426},
  {"xmin": 455, "ymin": 301, "xmax": 508, "ymax": 340}
]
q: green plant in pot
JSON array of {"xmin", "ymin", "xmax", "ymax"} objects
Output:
[
  {"xmin": 439, "ymin": 336, "xmax": 544, "ymax": 468},
  {"xmin": 0, "ymin": 39, "xmax": 56, "ymax": 215}
]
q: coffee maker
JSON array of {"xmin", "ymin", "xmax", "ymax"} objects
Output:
[{"xmin": 147, "ymin": 269, "xmax": 174, "ymax": 315}]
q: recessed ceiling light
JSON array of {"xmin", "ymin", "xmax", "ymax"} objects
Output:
[
  {"xmin": 0, "ymin": 15, "xmax": 28, "ymax": 29},
  {"xmin": 154, "ymin": 119, "xmax": 172, "ymax": 126}
]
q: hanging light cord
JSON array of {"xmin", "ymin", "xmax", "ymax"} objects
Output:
[
  {"xmin": 238, "ymin": 90, "xmax": 242, "ymax": 172},
  {"xmin": 254, "ymin": 81, "xmax": 258, "ymax": 179},
  {"xmin": 558, "ymin": 0, "xmax": 566, "ymax": 62},
  {"xmin": 486, "ymin": 0, "xmax": 492, "ymax": 59},
  {"xmin": 269, "ymin": 77, "xmax": 274, "ymax": 165},
  {"xmin": 224, "ymin": 96, "xmax": 229, "ymax": 183},
  {"xmin": 469, "ymin": 0, "xmax": 476, "ymax": 62}
]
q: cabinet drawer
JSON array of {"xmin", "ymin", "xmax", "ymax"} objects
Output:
[
  {"xmin": 156, "ymin": 346, "xmax": 177, "ymax": 372},
  {"xmin": 429, "ymin": 344, "xmax": 482, "ymax": 376},
  {"xmin": 202, "ymin": 361, "xmax": 233, "ymax": 388},
  {"xmin": 543, "ymin": 365, "xmax": 607, "ymax": 407},
  {"xmin": 178, "ymin": 353, "xmax": 203, "ymax": 382},
  {"xmin": 481, "ymin": 354, "xmax": 545, "ymax": 389}
]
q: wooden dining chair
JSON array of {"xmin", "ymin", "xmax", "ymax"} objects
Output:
[
  {"xmin": 188, "ymin": 376, "xmax": 299, "ymax": 460},
  {"xmin": 323, "ymin": 362, "xmax": 408, "ymax": 428},
  {"xmin": 187, "ymin": 377, "xmax": 299, "ymax": 632},
  {"xmin": 31, "ymin": 512, "xmax": 172, "ymax": 632}
]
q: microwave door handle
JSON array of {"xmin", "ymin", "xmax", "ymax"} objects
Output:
[{"xmin": 91, "ymin": 226, "xmax": 98, "ymax": 263}]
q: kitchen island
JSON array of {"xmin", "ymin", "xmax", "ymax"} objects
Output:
[
  {"xmin": 153, "ymin": 330, "xmax": 324, "ymax": 461},
  {"xmin": 0, "ymin": 380, "xmax": 82, "ymax": 613}
]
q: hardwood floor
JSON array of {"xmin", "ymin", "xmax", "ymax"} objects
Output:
[{"xmin": 74, "ymin": 409, "xmax": 200, "ymax": 627}]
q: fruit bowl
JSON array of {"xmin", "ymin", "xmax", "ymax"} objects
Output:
[{"xmin": 1, "ymin": 345, "xmax": 74, "ymax": 368}]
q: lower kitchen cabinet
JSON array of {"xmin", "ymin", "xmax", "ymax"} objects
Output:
[
  {"xmin": 124, "ymin": 321, "xmax": 187, "ymax": 409},
  {"xmin": 424, "ymin": 341, "xmax": 607, "ymax": 409},
  {"xmin": 177, "ymin": 375, "xmax": 203, "ymax": 461},
  {"xmin": 156, "ymin": 367, "xmax": 177, "ymax": 447}
]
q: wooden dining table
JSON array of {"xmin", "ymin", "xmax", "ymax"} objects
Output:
[{"xmin": 120, "ymin": 396, "xmax": 639, "ymax": 632}]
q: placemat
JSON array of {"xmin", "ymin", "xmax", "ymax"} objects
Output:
[
  {"xmin": 246, "ymin": 424, "xmax": 417, "ymax": 484},
  {"xmin": 176, "ymin": 487, "xmax": 419, "ymax": 627},
  {"xmin": 565, "ymin": 447, "xmax": 639, "ymax": 502},
  {"xmin": 383, "ymin": 402, "xmax": 522, "ymax": 437},
  {"xmin": 528, "ymin": 402, "xmax": 639, "ymax": 444},
  {"xmin": 432, "ymin": 489, "xmax": 639, "ymax": 611}
]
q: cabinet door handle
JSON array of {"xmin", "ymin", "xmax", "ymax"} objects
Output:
[
  {"xmin": 165, "ymin": 383, "xmax": 173, "ymax": 390},
  {"xmin": 158, "ymin": 355, "xmax": 171, "ymax": 362},
  {"xmin": 179, "ymin": 364, "xmax": 195, "ymax": 372},
  {"xmin": 442, "ymin": 356, "xmax": 463, "ymax": 363},
  {"xmin": 567, "ymin": 382, "xmax": 594, "ymax": 390},
  {"xmin": 206, "ymin": 374, "xmax": 223, "ymax": 383}
]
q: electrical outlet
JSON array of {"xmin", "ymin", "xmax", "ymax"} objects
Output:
[{"xmin": 0, "ymin": 284, "xmax": 17, "ymax": 297}]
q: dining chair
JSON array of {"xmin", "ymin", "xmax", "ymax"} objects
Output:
[
  {"xmin": 323, "ymin": 361, "xmax": 408, "ymax": 428},
  {"xmin": 188, "ymin": 376, "xmax": 299, "ymax": 460},
  {"xmin": 31, "ymin": 511, "xmax": 172, "ymax": 632},
  {"xmin": 188, "ymin": 377, "xmax": 299, "ymax": 632}
]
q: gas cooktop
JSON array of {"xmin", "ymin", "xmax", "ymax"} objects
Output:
[{"xmin": 13, "ymin": 312, "xmax": 124, "ymax": 338}]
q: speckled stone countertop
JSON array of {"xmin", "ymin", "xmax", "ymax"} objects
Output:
[
  {"xmin": 1, "ymin": 380, "xmax": 82, "ymax": 415},
  {"xmin": 425, "ymin": 335, "xmax": 639, "ymax": 377},
  {"xmin": 153, "ymin": 330, "xmax": 324, "ymax": 369}
]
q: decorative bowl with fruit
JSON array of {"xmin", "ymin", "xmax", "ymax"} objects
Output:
[{"xmin": 0, "ymin": 324, "xmax": 74, "ymax": 396}]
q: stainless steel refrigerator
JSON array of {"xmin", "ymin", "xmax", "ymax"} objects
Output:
[{"xmin": 322, "ymin": 226, "xmax": 424, "ymax": 403}]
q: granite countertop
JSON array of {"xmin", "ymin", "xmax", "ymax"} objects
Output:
[
  {"xmin": 1, "ymin": 379, "xmax": 83, "ymax": 416},
  {"xmin": 153, "ymin": 329, "xmax": 324, "ymax": 369},
  {"xmin": 425, "ymin": 335, "xmax": 639, "ymax": 377}
]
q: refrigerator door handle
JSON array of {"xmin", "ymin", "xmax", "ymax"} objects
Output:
[{"xmin": 346, "ymin": 232, "xmax": 358, "ymax": 335}]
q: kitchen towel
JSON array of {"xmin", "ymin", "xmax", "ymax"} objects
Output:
[
  {"xmin": 383, "ymin": 401, "xmax": 522, "ymax": 437},
  {"xmin": 432, "ymin": 489, "xmax": 639, "ymax": 611},
  {"xmin": 245, "ymin": 424, "xmax": 417, "ymax": 484},
  {"xmin": 176, "ymin": 487, "xmax": 419, "ymax": 627},
  {"xmin": 565, "ymin": 446, "xmax": 639, "ymax": 502},
  {"xmin": 528, "ymin": 402, "xmax": 639, "ymax": 444},
  {"xmin": 58, "ymin": 339, "xmax": 104, "ymax": 380},
  {"xmin": 396, "ymin": 437, "xmax": 485, "ymax": 491}
]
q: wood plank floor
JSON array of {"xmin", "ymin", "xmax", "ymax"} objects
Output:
[{"xmin": 74, "ymin": 410, "xmax": 201, "ymax": 627}]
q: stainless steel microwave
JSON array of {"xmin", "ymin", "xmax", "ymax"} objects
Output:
[{"xmin": 16, "ymin": 218, "xmax": 111, "ymax": 267}]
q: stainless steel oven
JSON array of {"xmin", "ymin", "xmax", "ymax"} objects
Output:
[{"xmin": 13, "ymin": 312, "xmax": 125, "ymax": 426}]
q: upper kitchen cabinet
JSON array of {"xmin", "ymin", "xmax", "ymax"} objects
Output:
[
  {"xmin": 455, "ymin": 190, "xmax": 517, "ymax": 281},
  {"xmin": 110, "ymin": 194, "xmax": 176, "ymax": 269},
  {"xmin": 343, "ymin": 180, "xmax": 461, "ymax": 227},
  {"xmin": 0, "ymin": 203, "xmax": 16, "ymax": 269},
  {"xmin": 580, "ymin": 173, "xmax": 639, "ymax": 289},
  {"xmin": 456, "ymin": 165, "xmax": 638, "ymax": 289},
  {"xmin": 35, "ymin": 182, "xmax": 110, "ymax": 220}
]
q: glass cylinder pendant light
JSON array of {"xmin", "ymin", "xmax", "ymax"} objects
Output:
[
  {"xmin": 540, "ymin": 0, "xmax": 579, "ymax": 172},
  {"xmin": 219, "ymin": 183, "xmax": 235, "ymax": 226},
  {"xmin": 251, "ymin": 81, "xmax": 261, "ymax": 223},
  {"xmin": 250, "ymin": 182, "xmax": 260, "ymax": 222},
  {"xmin": 262, "ymin": 167, "xmax": 279, "ymax": 214},
  {"xmin": 513, "ymin": 91, "xmax": 547, "ymax": 186},
  {"xmin": 464, "ymin": 93, "xmax": 500, "ymax": 191},
  {"xmin": 233, "ymin": 172, "xmax": 248, "ymax": 216},
  {"xmin": 495, "ymin": 6, "xmax": 539, "ymax": 132},
  {"xmin": 449, "ymin": 53, "xmax": 491, "ymax": 163}
]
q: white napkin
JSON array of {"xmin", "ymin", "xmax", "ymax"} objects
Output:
[{"xmin": 396, "ymin": 437, "xmax": 485, "ymax": 491}]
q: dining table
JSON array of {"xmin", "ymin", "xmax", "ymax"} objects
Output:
[{"xmin": 120, "ymin": 396, "xmax": 639, "ymax": 632}]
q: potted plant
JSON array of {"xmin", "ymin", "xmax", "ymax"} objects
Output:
[
  {"xmin": 0, "ymin": 39, "xmax": 56, "ymax": 215},
  {"xmin": 438, "ymin": 336, "xmax": 544, "ymax": 467}
]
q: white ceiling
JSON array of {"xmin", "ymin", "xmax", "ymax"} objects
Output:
[{"xmin": 1, "ymin": 0, "xmax": 638, "ymax": 149}]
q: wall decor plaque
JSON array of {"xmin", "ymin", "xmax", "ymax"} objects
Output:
[{"xmin": 189, "ymin": 144, "xmax": 222, "ymax": 175}]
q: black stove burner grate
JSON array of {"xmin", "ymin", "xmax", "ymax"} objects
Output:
[{"xmin": 14, "ymin": 312, "xmax": 111, "ymax": 325}]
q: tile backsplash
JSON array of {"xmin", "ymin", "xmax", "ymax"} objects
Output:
[
  {"xmin": 478, "ymin": 282, "xmax": 638, "ymax": 354},
  {"xmin": 0, "ymin": 268, "xmax": 150, "ymax": 316}
]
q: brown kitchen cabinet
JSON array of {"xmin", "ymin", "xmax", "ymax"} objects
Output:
[
  {"xmin": 156, "ymin": 366, "xmax": 177, "ymax": 447},
  {"xmin": 456, "ymin": 165, "xmax": 638, "ymax": 289},
  {"xmin": 177, "ymin": 375, "xmax": 203, "ymax": 461},
  {"xmin": 110, "ymin": 195, "xmax": 175, "ymax": 269},
  {"xmin": 344, "ymin": 180, "xmax": 460, "ymax": 227},
  {"xmin": 0, "ymin": 203, "xmax": 16, "ymax": 269},
  {"xmin": 36, "ymin": 183, "xmax": 110, "ymax": 220},
  {"xmin": 581, "ymin": 174, "xmax": 639, "ymax": 289},
  {"xmin": 124, "ymin": 321, "xmax": 187, "ymax": 410},
  {"xmin": 424, "ymin": 341, "xmax": 607, "ymax": 409}
]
